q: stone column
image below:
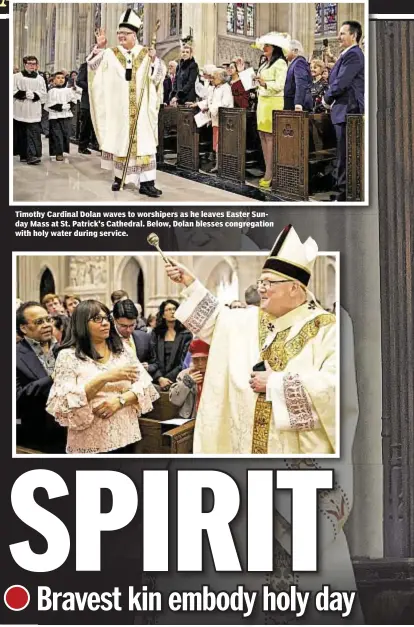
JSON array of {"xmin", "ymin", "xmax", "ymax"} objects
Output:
[
  {"xmin": 102, "ymin": 3, "xmax": 119, "ymax": 46},
  {"xmin": 54, "ymin": 4, "xmax": 66, "ymax": 70},
  {"xmin": 13, "ymin": 4, "xmax": 27, "ymax": 66},
  {"xmin": 182, "ymin": 3, "xmax": 217, "ymax": 67},
  {"xmin": 26, "ymin": 3, "xmax": 41, "ymax": 60},
  {"xmin": 85, "ymin": 4, "xmax": 95, "ymax": 55},
  {"xmin": 291, "ymin": 2, "xmax": 315, "ymax": 59},
  {"xmin": 376, "ymin": 19, "xmax": 414, "ymax": 558}
]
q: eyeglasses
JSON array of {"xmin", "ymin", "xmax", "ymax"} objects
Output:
[
  {"xmin": 89, "ymin": 314, "xmax": 111, "ymax": 324},
  {"xmin": 30, "ymin": 316, "xmax": 54, "ymax": 326},
  {"xmin": 256, "ymin": 279, "xmax": 293, "ymax": 289},
  {"xmin": 116, "ymin": 321, "xmax": 136, "ymax": 330},
  {"xmin": 117, "ymin": 30, "xmax": 134, "ymax": 36}
]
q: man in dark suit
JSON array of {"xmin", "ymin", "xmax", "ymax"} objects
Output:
[
  {"xmin": 163, "ymin": 60, "xmax": 177, "ymax": 104},
  {"xmin": 16, "ymin": 301, "xmax": 66, "ymax": 453},
  {"xmin": 112, "ymin": 299, "xmax": 156, "ymax": 378},
  {"xmin": 76, "ymin": 60, "xmax": 95, "ymax": 154},
  {"xmin": 323, "ymin": 20, "xmax": 364, "ymax": 201},
  {"xmin": 284, "ymin": 39, "xmax": 313, "ymax": 112}
]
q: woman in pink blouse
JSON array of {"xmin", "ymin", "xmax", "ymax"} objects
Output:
[{"xmin": 47, "ymin": 300, "xmax": 159, "ymax": 454}]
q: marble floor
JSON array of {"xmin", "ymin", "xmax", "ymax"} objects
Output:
[{"xmin": 13, "ymin": 140, "xmax": 256, "ymax": 204}]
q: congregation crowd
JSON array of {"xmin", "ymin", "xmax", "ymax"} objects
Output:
[
  {"xmin": 13, "ymin": 10, "xmax": 364, "ymax": 200},
  {"xmin": 15, "ymin": 285, "xmax": 265, "ymax": 455}
]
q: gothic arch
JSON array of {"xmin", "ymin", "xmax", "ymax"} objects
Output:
[
  {"xmin": 115, "ymin": 256, "xmax": 148, "ymax": 308},
  {"xmin": 38, "ymin": 266, "xmax": 56, "ymax": 302},
  {"xmin": 194, "ymin": 256, "xmax": 239, "ymax": 301},
  {"xmin": 161, "ymin": 44, "xmax": 181, "ymax": 63}
]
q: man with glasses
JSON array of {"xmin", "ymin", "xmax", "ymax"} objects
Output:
[
  {"xmin": 16, "ymin": 301, "xmax": 66, "ymax": 453},
  {"xmin": 87, "ymin": 8, "xmax": 165, "ymax": 197},
  {"xmin": 112, "ymin": 299, "xmax": 155, "ymax": 377},
  {"xmin": 13, "ymin": 55, "xmax": 47, "ymax": 165},
  {"xmin": 165, "ymin": 224, "xmax": 337, "ymax": 455}
]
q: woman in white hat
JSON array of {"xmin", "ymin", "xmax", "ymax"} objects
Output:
[{"xmin": 254, "ymin": 33, "xmax": 289, "ymax": 189}]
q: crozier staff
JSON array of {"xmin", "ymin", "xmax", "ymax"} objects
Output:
[
  {"xmin": 47, "ymin": 300, "xmax": 159, "ymax": 454},
  {"xmin": 87, "ymin": 9, "xmax": 164, "ymax": 198},
  {"xmin": 165, "ymin": 225, "xmax": 337, "ymax": 455}
]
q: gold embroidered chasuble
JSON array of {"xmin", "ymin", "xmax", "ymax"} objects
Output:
[
  {"xmin": 87, "ymin": 44, "xmax": 164, "ymax": 180},
  {"xmin": 175, "ymin": 280, "xmax": 337, "ymax": 454}
]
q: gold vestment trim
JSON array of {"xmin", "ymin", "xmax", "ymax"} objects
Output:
[
  {"xmin": 111, "ymin": 47, "xmax": 148, "ymax": 157},
  {"xmin": 251, "ymin": 311, "xmax": 336, "ymax": 453}
]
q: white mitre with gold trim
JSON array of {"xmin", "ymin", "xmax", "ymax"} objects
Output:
[
  {"xmin": 263, "ymin": 224, "xmax": 318, "ymax": 288},
  {"xmin": 119, "ymin": 8, "xmax": 142, "ymax": 33}
]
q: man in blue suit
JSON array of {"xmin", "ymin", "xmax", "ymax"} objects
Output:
[
  {"xmin": 323, "ymin": 21, "xmax": 364, "ymax": 201},
  {"xmin": 284, "ymin": 40, "xmax": 313, "ymax": 112}
]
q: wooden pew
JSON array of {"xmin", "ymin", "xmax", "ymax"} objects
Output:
[
  {"xmin": 134, "ymin": 418, "xmax": 195, "ymax": 454},
  {"xmin": 16, "ymin": 446, "xmax": 42, "ymax": 454},
  {"xmin": 134, "ymin": 391, "xmax": 195, "ymax": 454},
  {"xmin": 157, "ymin": 104, "xmax": 178, "ymax": 165},
  {"xmin": 218, "ymin": 107, "xmax": 246, "ymax": 183},
  {"xmin": 272, "ymin": 110, "xmax": 336, "ymax": 201},
  {"xmin": 217, "ymin": 108, "xmax": 264, "ymax": 184},
  {"xmin": 346, "ymin": 114, "xmax": 364, "ymax": 201},
  {"xmin": 176, "ymin": 106, "xmax": 200, "ymax": 171}
]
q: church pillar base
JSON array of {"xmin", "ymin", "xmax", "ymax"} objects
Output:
[{"xmin": 353, "ymin": 558, "xmax": 414, "ymax": 624}]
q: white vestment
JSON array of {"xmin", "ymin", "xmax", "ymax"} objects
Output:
[
  {"xmin": 87, "ymin": 45, "xmax": 165, "ymax": 185},
  {"xmin": 175, "ymin": 280, "xmax": 337, "ymax": 455},
  {"xmin": 134, "ymin": 308, "xmax": 363, "ymax": 625},
  {"xmin": 13, "ymin": 72, "xmax": 47, "ymax": 123}
]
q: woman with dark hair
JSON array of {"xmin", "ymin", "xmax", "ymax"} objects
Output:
[
  {"xmin": 254, "ymin": 33, "xmax": 289, "ymax": 188},
  {"xmin": 228, "ymin": 61, "xmax": 249, "ymax": 109},
  {"xmin": 150, "ymin": 299, "xmax": 192, "ymax": 390},
  {"xmin": 46, "ymin": 300, "xmax": 158, "ymax": 454}
]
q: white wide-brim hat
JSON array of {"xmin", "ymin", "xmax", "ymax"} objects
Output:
[{"xmin": 253, "ymin": 32, "xmax": 291, "ymax": 53}]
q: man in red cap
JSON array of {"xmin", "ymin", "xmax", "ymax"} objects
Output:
[{"xmin": 169, "ymin": 338, "xmax": 210, "ymax": 420}]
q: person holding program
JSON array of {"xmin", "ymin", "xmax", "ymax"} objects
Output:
[{"xmin": 165, "ymin": 224, "xmax": 337, "ymax": 455}]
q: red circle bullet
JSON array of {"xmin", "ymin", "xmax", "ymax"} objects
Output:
[{"xmin": 4, "ymin": 585, "xmax": 30, "ymax": 611}]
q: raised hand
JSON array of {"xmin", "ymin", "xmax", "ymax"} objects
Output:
[
  {"xmin": 105, "ymin": 365, "xmax": 139, "ymax": 383},
  {"xmin": 165, "ymin": 258, "xmax": 195, "ymax": 287},
  {"xmin": 95, "ymin": 27, "xmax": 107, "ymax": 49},
  {"xmin": 189, "ymin": 370, "xmax": 204, "ymax": 384}
]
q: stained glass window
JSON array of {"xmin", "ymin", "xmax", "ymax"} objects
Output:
[
  {"xmin": 246, "ymin": 3, "xmax": 254, "ymax": 37},
  {"xmin": 236, "ymin": 4, "xmax": 244, "ymax": 35},
  {"xmin": 127, "ymin": 3, "xmax": 144, "ymax": 21},
  {"xmin": 170, "ymin": 3, "xmax": 182, "ymax": 37},
  {"xmin": 227, "ymin": 3, "xmax": 255, "ymax": 37},
  {"xmin": 324, "ymin": 3, "xmax": 337, "ymax": 34},
  {"xmin": 226, "ymin": 3, "xmax": 235, "ymax": 33},
  {"xmin": 315, "ymin": 3, "xmax": 337, "ymax": 37}
]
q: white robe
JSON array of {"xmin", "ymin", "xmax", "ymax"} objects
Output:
[
  {"xmin": 45, "ymin": 86, "xmax": 81, "ymax": 119},
  {"xmin": 87, "ymin": 45, "xmax": 165, "ymax": 185},
  {"xmin": 134, "ymin": 307, "xmax": 363, "ymax": 624},
  {"xmin": 175, "ymin": 280, "xmax": 337, "ymax": 455},
  {"xmin": 13, "ymin": 72, "xmax": 47, "ymax": 123}
]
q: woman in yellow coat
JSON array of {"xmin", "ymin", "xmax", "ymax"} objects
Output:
[{"xmin": 255, "ymin": 33, "xmax": 289, "ymax": 188}]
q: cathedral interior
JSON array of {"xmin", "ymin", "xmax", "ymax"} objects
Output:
[
  {"xmin": 13, "ymin": 2, "xmax": 365, "ymax": 72},
  {"xmin": 16, "ymin": 254, "xmax": 337, "ymax": 314}
]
